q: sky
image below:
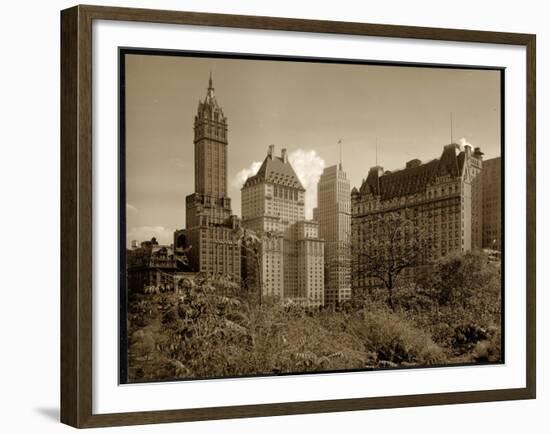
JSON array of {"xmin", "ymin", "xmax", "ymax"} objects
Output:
[{"xmin": 124, "ymin": 53, "xmax": 501, "ymax": 246}]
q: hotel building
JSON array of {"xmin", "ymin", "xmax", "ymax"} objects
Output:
[
  {"xmin": 174, "ymin": 76, "xmax": 241, "ymax": 280},
  {"xmin": 351, "ymin": 143, "xmax": 484, "ymax": 295},
  {"xmin": 241, "ymin": 145, "xmax": 325, "ymax": 306}
]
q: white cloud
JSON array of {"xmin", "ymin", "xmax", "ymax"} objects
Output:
[
  {"xmin": 288, "ymin": 149, "xmax": 325, "ymax": 219},
  {"xmin": 232, "ymin": 161, "xmax": 262, "ymax": 189},
  {"xmin": 126, "ymin": 203, "xmax": 138, "ymax": 213},
  {"xmin": 457, "ymin": 137, "xmax": 473, "ymax": 150},
  {"xmin": 127, "ymin": 225, "xmax": 173, "ymax": 247},
  {"xmin": 232, "ymin": 148, "xmax": 325, "ymax": 220}
]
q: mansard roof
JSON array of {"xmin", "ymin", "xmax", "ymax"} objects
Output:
[
  {"xmin": 359, "ymin": 144, "xmax": 467, "ymax": 201},
  {"xmin": 376, "ymin": 159, "xmax": 440, "ymax": 200},
  {"xmin": 243, "ymin": 150, "xmax": 305, "ymax": 190}
]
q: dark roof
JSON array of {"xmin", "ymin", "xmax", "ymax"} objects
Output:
[
  {"xmin": 243, "ymin": 154, "xmax": 304, "ymax": 190},
  {"xmin": 359, "ymin": 144, "xmax": 466, "ymax": 201},
  {"xmin": 378, "ymin": 159, "xmax": 439, "ymax": 200},
  {"xmin": 437, "ymin": 143, "xmax": 461, "ymax": 177}
]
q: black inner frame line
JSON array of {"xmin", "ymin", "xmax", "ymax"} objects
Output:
[{"xmin": 117, "ymin": 47, "xmax": 505, "ymax": 385}]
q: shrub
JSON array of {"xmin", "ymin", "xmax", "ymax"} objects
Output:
[
  {"xmin": 472, "ymin": 328, "xmax": 502, "ymax": 363},
  {"xmin": 126, "ymin": 251, "xmax": 502, "ymax": 381},
  {"xmin": 400, "ymin": 251, "xmax": 502, "ymax": 356},
  {"xmin": 352, "ymin": 308, "xmax": 445, "ymax": 366}
]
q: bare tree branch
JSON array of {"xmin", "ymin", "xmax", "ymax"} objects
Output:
[{"xmin": 352, "ymin": 210, "xmax": 432, "ymax": 310}]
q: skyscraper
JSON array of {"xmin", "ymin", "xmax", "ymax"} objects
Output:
[
  {"xmin": 482, "ymin": 157, "xmax": 502, "ymax": 251},
  {"xmin": 313, "ymin": 164, "xmax": 351, "ymax": 305},
  {"xmin": 241, "ymin": 145, "xmax": 324, "ymax": 306},
  {"xmin": 174, "ymin": 75, "xmax": 241, "ymax": 280}
]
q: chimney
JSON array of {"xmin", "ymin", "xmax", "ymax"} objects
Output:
[
  {"xmin": 366, "ymin": 166, "xmax": 384, "ymax": 195},
  {"xmin": 406, "ymin": 159, "xmax": 421, "ymax": 169},
  {"xmin": 268, "ymin": 144, "xmax": 274, "ymax": 158},
  {"xmin": 373, "ymin": 166, "xmax": 384, "ymax": 177},
  {"xmin": 281, "ymin": 148, "xmax": 288, "ymax": 163},
  {"xmin": 473, "ymin": 147, "xmax": 484, "ymax": 159}
]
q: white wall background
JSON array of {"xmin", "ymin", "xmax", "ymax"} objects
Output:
[{"xmin": 0, "ymin": 0, "xmax": 546, "ymax": 432}]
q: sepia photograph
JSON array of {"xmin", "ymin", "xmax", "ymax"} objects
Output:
[{"xmin": 121, "ymin": 50, "xmax": 503, "ymax": 383}]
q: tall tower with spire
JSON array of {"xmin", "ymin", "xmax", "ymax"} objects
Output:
[
  {"xmin": 174, "ymin": 75, "xmax": 241, "ymax": 281},
  {"xmin": 193, "ymin": 73, "xmax": 228, "ymax": 198}
]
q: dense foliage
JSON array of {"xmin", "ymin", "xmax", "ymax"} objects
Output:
[{"xmin": 127, "ymin": 251, "xmax": 502, "ymax": 382}]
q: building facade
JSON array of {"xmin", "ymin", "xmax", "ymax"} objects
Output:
[
  {"xmin": 482, "ymin": 157, "xmax": 502, "ymax": 251},
  {"xmin": 351, "ymin": 143, "xmax": 484, "ymax": 295},
  {"xmin": 241, "ymin": 145, "xmax": 325, "ymax": 306},
  {"xmin": 313, "ymin": 164, "xmax": 351, "ymax": 305},
  {"xmin": 174, "ymin": 76, "xmax": 241, "ymax": 280},
  {"xmin": 127, "ymin": 238, "xmax": 178, "ymax": 293}
]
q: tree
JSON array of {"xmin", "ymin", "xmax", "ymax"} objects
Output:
[
  {"xmin": 416, "ymin": 251, "xmax": 501, "ymax": 331},
  {"xmin": 352, "ymin": 210, "xmax": 431, "ymax": 311},
  {"xmin": 239, "ymin": 228, "xmax": 277, "ymax": 305}
]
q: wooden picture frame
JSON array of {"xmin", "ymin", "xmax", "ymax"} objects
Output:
[{"xmin": 61, "ymin": 4, "xmax": 536, "ymax": 428}]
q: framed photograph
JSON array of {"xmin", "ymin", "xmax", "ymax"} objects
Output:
[{"xmin": 60, "ymin": 5, "xmax": 536, "ymax": 428}]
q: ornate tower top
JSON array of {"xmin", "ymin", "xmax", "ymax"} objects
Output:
[
  {"xmin": 194, "ymin": 74, "xmax": 227, "ymax": 141},
  {"xmin": 197, "ymin": 73, "xmax": 223, "ymax": 115},
  {"xmin": 204, "ymin": 72, "xmax": 217, "ymax": 106},
  {"xmin": 192, "ymin": 75, "xmax": 229, "ymax": 198}
]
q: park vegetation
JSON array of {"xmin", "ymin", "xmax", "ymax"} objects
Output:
[{"xmin": 127, "ymin": 250, "xmax": 502, "ymax": 382}]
